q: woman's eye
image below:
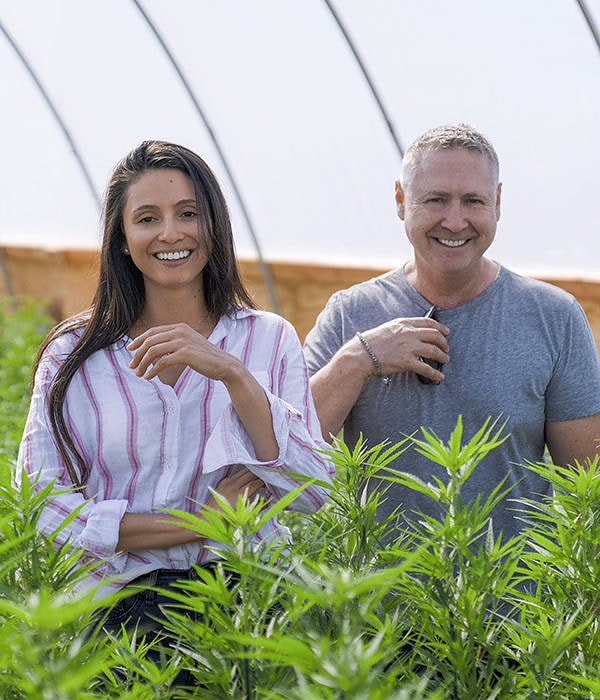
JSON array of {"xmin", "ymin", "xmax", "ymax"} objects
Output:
[
  {"xmin": 182, "ymin": 210, "xmax": 197, "ymax": 218},
  {"xmin": 138, "ymin": 215, "xmax": 154, "ymax": 224}
]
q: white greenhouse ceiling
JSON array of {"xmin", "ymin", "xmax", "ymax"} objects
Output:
[{"xmin": 1, "ymin": 0, "xmax": 600, "ymax": 277}]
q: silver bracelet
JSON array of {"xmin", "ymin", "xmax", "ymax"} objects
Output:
[{"xmin": 356, "ymin": 332, "xmax": 392, "ymax": 386}]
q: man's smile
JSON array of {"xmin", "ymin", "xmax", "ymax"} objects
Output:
[{"xmin": 436, "ymin": 238, "xmax": 468, "ymax": 248}]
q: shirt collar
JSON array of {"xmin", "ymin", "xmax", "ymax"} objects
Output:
[{"xmin": 209, "ymin": 306, "xmax": 257, "ymax": 344}]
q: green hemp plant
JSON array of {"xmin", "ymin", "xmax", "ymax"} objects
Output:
[
  {"xmin": 3, "ymin": 297, "xmax": 600, "ymax": 697},
  {"xmin": 0, "ymin": 296, "xmax": 53, "ymax": 462}
]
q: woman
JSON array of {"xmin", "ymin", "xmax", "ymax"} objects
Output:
[{"xmin": 17, "ymin": 140, "xmax": 333, "ymax": 624}]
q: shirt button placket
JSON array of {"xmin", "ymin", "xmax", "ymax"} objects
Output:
[{"xmin": 157, "ymin": 397, "xmax": 180, "ymax": 507}]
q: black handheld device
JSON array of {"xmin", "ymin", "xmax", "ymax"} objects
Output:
[{"xmin": 417, "ymin": 305, "xmax": 442, "ymax": 385}]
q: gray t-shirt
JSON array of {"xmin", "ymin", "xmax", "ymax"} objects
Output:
[{"xmin": 304, "ymin": 265, "xmax": 600, "ymax": 541}]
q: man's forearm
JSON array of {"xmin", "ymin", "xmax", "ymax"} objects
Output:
[{"xmin": 310, "ymin": 339, "xmax": 371, "ymax": 441}]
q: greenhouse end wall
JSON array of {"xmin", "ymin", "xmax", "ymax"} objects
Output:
[{"xmin": 1, "ymin": 245, "xmax": 600, "ymax": 348}]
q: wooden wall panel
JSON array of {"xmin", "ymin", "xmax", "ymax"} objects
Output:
[
  {"xmin": 2, "ymin": 246, "xmax": 600, "ymax": 350},
  {"xmin": 0, "ymin": 247, "xmax": 99, "ymax": 319}
]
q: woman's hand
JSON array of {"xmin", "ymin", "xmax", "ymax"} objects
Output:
[
  {"xmin": 127, "ymin": 322, "xmax": 232, "ymax": 382},
  {"xmin": 127, "ymin": 323, "xmax": 279, "ymax": 461},
  {"xmin": 203, "ymin": 466, "xmax": 265, "ymax": 513}
]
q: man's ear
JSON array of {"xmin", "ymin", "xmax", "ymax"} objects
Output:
[
  {"xmin": 495, "ymin": 182, "xmax": 502, "ymax": 221},
  {"xmin": 394, "ymin": 180, "xmax": 406, "ymax": 220}
]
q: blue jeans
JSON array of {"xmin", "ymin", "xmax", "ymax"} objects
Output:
[
  {"xmin": 102, "ymin": 566, "xmax": 223, "ymax": 688},
  {"xmin": 103, "ymin": 567, "xmax": 205, "ymax": 634}
]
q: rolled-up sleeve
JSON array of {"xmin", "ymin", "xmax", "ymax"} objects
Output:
[
  {"xmin": 202, "ymin": 318, "xmax": 334, "ymax": 511},
  {"xmin": 17, "ymin": 344, "xmax": 129, "ymax": 570}
]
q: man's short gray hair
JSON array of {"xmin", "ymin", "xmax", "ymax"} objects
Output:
[{"xmin": 400, "ymin": 123, "xmax": 500, "ymax": 187}]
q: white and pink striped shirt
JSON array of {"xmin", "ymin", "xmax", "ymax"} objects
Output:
[{"xmin": 18, "ymin": 308, "xmax": 334, "ymax": 598}]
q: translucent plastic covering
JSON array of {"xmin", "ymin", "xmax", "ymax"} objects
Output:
[{"xmin": 1, "ymin": 0, "xmax": 599, "ymax": 276}]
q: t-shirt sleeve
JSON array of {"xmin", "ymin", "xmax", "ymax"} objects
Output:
[
  {"xmin": 303, "ymin": 294, "xmax": 346, "ymax": 377},
  {"xmin": 545, "ymin": 298, "xmax": 600, "ymax": 422}
]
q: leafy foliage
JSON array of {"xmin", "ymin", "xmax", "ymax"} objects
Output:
[
  {"xmin": 2, "ymin": 297, "xmax": 600, "ymax": 697},
  {"xmin": 0, "ymin": 297, "xmax": 53, "ymax": 461}
]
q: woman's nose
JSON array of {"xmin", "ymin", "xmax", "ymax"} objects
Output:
[{"xmin": 157, "ymin": 215, "xmax": 183, "ymax": 241}]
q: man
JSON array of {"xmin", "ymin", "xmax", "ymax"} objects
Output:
[{"xmin": 303, "ymin": 123, "xmax": 600, "ymax": 540}]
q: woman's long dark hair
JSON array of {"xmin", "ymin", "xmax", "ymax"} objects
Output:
[{"xmin": 32, "ymin": 140, "xmax": 256, "ymax": 487}]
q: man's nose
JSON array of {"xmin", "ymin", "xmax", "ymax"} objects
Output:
[{"xmin": 442, "ymin": 201, "xmax": 468, "ymax": 232}]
